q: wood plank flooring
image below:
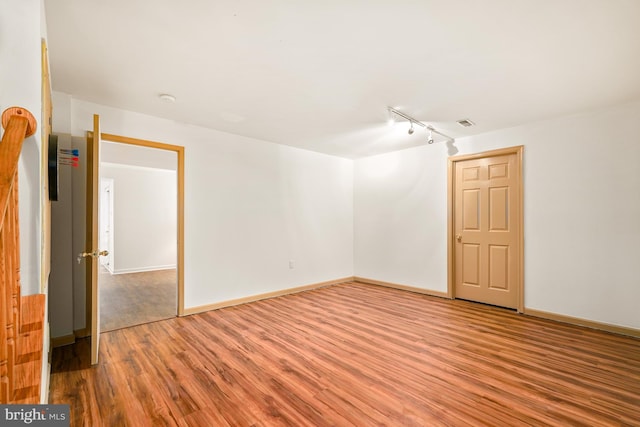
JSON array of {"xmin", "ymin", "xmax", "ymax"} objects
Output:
[{"xmin": 50, "ymin": 282, "xmax": 640, "ymax": 426}]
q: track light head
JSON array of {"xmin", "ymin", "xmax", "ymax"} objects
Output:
[{"xmin": 386, "ymin": 107, "xmax": 454, "ymax": 145}]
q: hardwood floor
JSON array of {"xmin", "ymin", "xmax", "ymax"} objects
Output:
[
  {"xmin": 50, "ymin": 282, "xmax": 640, "ymax": 426},
  {"xmin": 99, "ymin": 268, "xmax": 177, "ymax": 331}
]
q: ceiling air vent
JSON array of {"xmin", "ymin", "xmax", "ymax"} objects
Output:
[{"xmin": 457, "ymin": 119, "xmax": 475, "ymax": 128}]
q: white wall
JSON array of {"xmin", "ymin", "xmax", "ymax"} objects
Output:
[
  {"xmin": 52, "ymin": 94, "xmax": 354, "ymax": 314},
  {"xmin": 355, "ymin": 101, "xmax": 640, "ymax": 330},
  {"xmin": 1, "ymin": 0, "xmax": 50, "ymax": 404},
  {"xmin": 49, "ymin": 135, "xmax": 74, "ymax": 338},
  {"xmin": 49, "ymin": 93, "xmax": 87, "ymax": 335},
  {"xmin": 71, "ymin": 135, "xmax": 87, "ymax": 331},
  {"xmin": 100, "ymin": 163, "xmax": 177, "ymax": 273},
  {"xmin": 102, "ymin": 140, "xmax": 177, "ymax": 170},
  {"xmin": 0, "ymin": 0, "xmax": 44, "ymax": 297},
  {"xmin": 355, "ymin": 143, "xmax": 449, "ymax": 290}
]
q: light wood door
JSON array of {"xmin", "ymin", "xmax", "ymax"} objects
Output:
[
  {"xmin": 85, "ymin": 115, "xmax": 104, "ymax": 365},
  {"xmin": 453, "ymin": 149, "xmax": 522, "ymax": 309}
]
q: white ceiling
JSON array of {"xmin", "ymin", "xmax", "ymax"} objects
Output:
[{"xmin": 44, "ymin": 0, "xmax": 640, "ymax": 158}]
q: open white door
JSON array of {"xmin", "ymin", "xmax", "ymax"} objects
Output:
[{"xmin": 79, "ymin": 114, "xmax": 107, "ymax": 365}]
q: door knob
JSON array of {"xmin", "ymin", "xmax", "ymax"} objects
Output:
[
  {"xmin": 455, "ymin": 234, "xmax": 462, "ymax": 242},
  {"xmin": 77, "ymin": 251, "xmax": 92, "ymax": 264},
  {"xmin": 77, "ymin": 250, "xmax": 109, "ymax": 264}
]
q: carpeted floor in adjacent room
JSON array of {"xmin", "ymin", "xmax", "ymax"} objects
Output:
[{"xmin": 99, "ymin": 267, "xmax": 177, "ymax": 331}]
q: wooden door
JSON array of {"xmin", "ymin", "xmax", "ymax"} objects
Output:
[
  {"xmin": 451, "ymin": 147, "xmax": 522, "ymax": 310},
  {"xmin": 82, "ymin": 114, "xmax": 107, "ymax": 365}
]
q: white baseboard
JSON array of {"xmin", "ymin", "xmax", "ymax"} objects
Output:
[{"xmin": 110, "ymin": 264, "xmax": 177, "ymax": 275}]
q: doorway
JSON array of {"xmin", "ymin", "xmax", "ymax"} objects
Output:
[
  {"xmin": 85, "ymin": 130, "xmax": 185, "ymax": 351},
  {"xmin": 85, "ymin": 123, "xmax": 185, "ymax": 363},
  {"xmin": 447, "ymin": 146, "xmax": 524, "ymax": 311},
  {"xmin": 98, "ymin": 141, "xmax": 178, "ymax": 331}
]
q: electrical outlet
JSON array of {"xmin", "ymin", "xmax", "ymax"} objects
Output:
[{"xmin": 289, "ymin": 260, "xmax": 295, "ymax": 269}]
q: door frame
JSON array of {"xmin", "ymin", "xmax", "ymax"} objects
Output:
[
  {"xmin": 85, "ymin": 132, "xmax": 186, "ymax": 351},
  {"xmin": 87, "ymin": 116, "xmax": 100, "ymax": 364},
  {"xmin": 447, "ymin": 145, "xmax": 524, "ymax": 313}
]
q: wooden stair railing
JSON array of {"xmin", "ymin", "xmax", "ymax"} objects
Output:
[{"xmin": 0, "ymin": 106, "xmax": 42, "ymax": 404}]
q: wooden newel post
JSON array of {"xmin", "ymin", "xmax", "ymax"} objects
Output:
[{"xmin": 1, "ymin": 107, "xmax": 37, "ymax": 138}]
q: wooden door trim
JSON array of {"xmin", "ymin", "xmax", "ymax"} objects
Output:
[
  {"xmin": 41, "ymin": 38, "xmax": 52, "ymax": 292},
  {"xmin": 88, "ymin": 116, "xmax": 100, "ymax": 364},
  {"xmin": 447, "ymin": 145, "xmax": 524, "ymax": 313},
  {"xmin": 84, "ymin": 131, "xmax": 186, "ymax": 344},
  {"xmin": 84, "ymin": 132, "xmax": 93, "ymax": 350},
  {"xmin": 100, "ymin": 133, "xmax": 186, "ymax": 316}
]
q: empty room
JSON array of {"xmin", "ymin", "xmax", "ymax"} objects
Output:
[{"xmin": 1, "ymin": 0, "xmax": 639, "ymax": 425}]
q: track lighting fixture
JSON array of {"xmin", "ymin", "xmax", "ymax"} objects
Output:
[{"xmin": 387, "ymin": 107, "xmax": 454, "ymax": 144}]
